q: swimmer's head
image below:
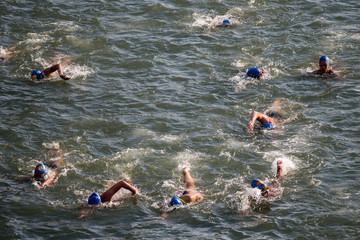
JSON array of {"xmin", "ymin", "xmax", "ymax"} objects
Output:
[
  {"xmin": 34, "ymin": 163, "xmax": 46, "ymax": 176},
  {"xmin": 251, "ymin": 179, "xmax": 266, "ymax": 190},
  {"xmin": 88, "ymin": 192, "xmax": 102, "ymax": 205},
  {"xmin": 247, "ymin": 67, "xmax": 263, "ymax": 79},
  {"xmin": 169, "ymin": 196, "xmax": 183, "ymax": 207},
  {"xmin": 0, "ymin": 57, "xmax": 6, "ymax": 62},
  {"xmin": 31, "ymin": 70, "xmax": 44, "ymax": 80},
  {"xmin": 222, "ymin": 19, "xmax": 231, "ymax": 27},
  {"xmin": 319, "ymin": 56, "xmax": 330, "ymax": 65},
  {"xmin": 260, "ymin": 123, "xmax": 275, "ymax": 130}
]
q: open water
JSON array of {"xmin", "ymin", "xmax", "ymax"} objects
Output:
[{"xmin": 1, "ymin": 0, "xmax": 359, "ymax": 239}]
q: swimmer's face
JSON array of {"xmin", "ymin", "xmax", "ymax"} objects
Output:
[
  {"xmin": 319, "ymin": 61, "xmax": 329, "ymax": 72},
  {"xmin": 259, "ymin": 69, "xmax": 265, "ymax": 78},
  {"xmin": 261, "ymin": 186, "xmax": 269, "ymax": 197},
  {"xmin": 34, "ymin": 172, "xmax": 44, "ymax": 178}
]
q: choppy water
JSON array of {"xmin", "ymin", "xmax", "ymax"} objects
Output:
[{"xmin": 1, "ymin": 0, "xmax": 359, "ymax": 239}]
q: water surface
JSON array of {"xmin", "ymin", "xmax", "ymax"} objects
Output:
[{"xmin": 1, "ymin": 0, "xmax": 359, "ymax": 239}]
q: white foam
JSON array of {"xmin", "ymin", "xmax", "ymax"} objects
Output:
[
  {"xmin": 0, "ymin": 46, "xmax": 7, "ymax": 55},
  {"xmin": 63, "ymin": 64, "xmax": 94, "ymax": 79},
  {"xmin": 191, "ymin": 11, "xmax": 237, "ymax": 30},
  {"xmin": 23, "ymin": 33, "xmax": 54, "ymax": 45},
  {"xmin": 132, "ymin": 127, "xmax": 155, "ymax": 138},
  {"xmin": 33, "ymin": 56, "xmax": 48, "ymax": 69},
  {"xmin": 271, "ymin": 157, "xmax": 296, "ymax": 176},
  {"xmin": 237, "ymin": 187, "xmax": 263, "ymax": 213},
  {"xmin": 310, "ymin": 176, "xmax": 322, "ymax": 186},
  {"xmin": 191, "ymin": 13, "xmax": 214, "ymax": 28},
  {"xmin": 153, "ymin": 134, "xmax": 184, "ymax": 143},
  {"xmin": 46, "ymin": 21, "xmax": 82, "ymax": 32},
  {"xmin": 162, "ymin": 179, "xmax": 177, "ymax": 189},
  {"xmin": 233, "ymin": 59, "xmax": 247, "ymax": 69},
  {"xmin": 67, "ymin": 35, "xmax": 93, "ymax": 48},
  {"xmin": 112, "ymin": 148, "xmax": 162, "ymax": 169},
  {"xmin": 174, "ymin": 149, "xmax": 204, "ymax": 170},
  {"xmin": 219, "ymin": 150, "xmax": 232, "ymax": 160},
  {"xmin": 229, "ymin": 74, "xmax": 258, "ymax": 92},
  {"xmin": 42, "ymin": 141, "xmax": 60, "ymax": 149}
]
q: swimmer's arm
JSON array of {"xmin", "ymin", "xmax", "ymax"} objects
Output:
[
  {"xmin": 100, "ymin": 180, "xmax": 137, "ymax": 203},
  {"xmin": 154, "ymin": 212, "xmax": 167, "ymax": 220},
  {"xmin": 79, "ymin": 208, "xmax": 90, "ymax": 219},
  {"xmin": 247, "ymin": 111, "xmax": 261, "ymax": 132},
  {"xmin": 247, "ymin": 121, "xmax": 255, "ymax": 132},
  {"xmin": 121, "ymin": 181, "xmax": 137, "ymax": 195},
  {"xmin": 5, "ymin": 45, "xmax": 41, "ymax": 59},
  {"xmin": 193, "ymin": 192, "xmax": 203, "ymax": 202},
  {"xmin": 311, "ymin": 69, "xmax": 327, "ymax": 75},
  {"xmin": 39, "ymin": 170, "xmax": 56, "ymax": 188},
  {"xmin": 331, "ymin": 71, "xmax": 343, "ymax": 80}
]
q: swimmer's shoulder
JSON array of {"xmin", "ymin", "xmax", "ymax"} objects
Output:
[{"xmin": 311, "ymin": 69, "xmax": 321, "ymax": 75}]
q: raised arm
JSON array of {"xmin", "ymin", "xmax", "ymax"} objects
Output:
[
  {"xmin": 247, "ymin": 111, "xmax": 260, "ymax": 132},
  {"xmin": 247, "ymin": 111, "xmax": 276, "ymax": 132},
  {"xmin": 100, "ymin": 180, "xmax": 137, "ymax": 203},
  {"xmin": 43, "ymin": 63, "xmax": 71, "ymax": 80}
]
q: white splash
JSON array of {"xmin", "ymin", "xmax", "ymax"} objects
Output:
[
  {"xmin": 42, "ymin": 141, "xmax": 60, "ymax": 149},
  {"xmin": 63, "ymin": 64, "xmax": 94, "ymax": 79}
]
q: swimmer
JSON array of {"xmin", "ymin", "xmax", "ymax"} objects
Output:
[
  {"xmin": 0, "ymin": 45, "xmax": 41, "ymax": 63},
  {"xmin": 80, "ymin": 180, "xmax": 137, "ymax": 218},
  {"xmin": 247, "ymin": 111, "xmax": 280, "ymax": 132},
  {"xmin": 247, "ymin": 99, "xmax": 284, "ymax": 133},
  {"xmin": 239, "ymin": 160, "xmax": 283, "ymax": 215},
  {"xmin": 215, "ymin": 19, "xmax": 238, "ymax": 28},
  {"xmin": 31, "ymin": 53, "xmax": 72, "ymax": 81},
  {"xmin": 87, "ymin": 180, "xmax": 137, "ymax": 205},
  {"xmin": 31, "ymin": 63, "xmax": 71, "ymax": 81},
  {"xmin": 171, "ymin": 168, "xmax": 202, "ymax": 206},
  {"xmin": 251, "ymin": 160, "xmax": 283, "ymax": 198},
  {"xmin": 157, "ymin": 167, "xmax": 203, "ymax": 219},
  {"xmin": 312, "ymin": 55, "xmax": 341, "ymax": 78},
  {"xmin": 169, "ymin": 167, "xmax": 203, "ymax": 208},
  {"xmin": 32, "ymin": 147, "xmax": 64, "ymax": 189},
  {"xmin": 246, "ymin": 67, "xmax": 265, "ymax": 79}
]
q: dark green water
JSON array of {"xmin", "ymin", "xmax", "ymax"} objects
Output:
[{"xmin": 1, "ymin": 0, "xmax": 359, "ymax": 239}]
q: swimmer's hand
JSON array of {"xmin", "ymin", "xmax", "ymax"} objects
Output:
[
  {"xmin": 247, "ymin": 122, "xmax": 254, "ymax": 133},
  {"xmin": 79, "ymin": 209, "xmax": 89, "ymax": 219},
  {"xmin": 60, "ymin": 74, "xmax": 71, "ymax": 80},
  {"xmin": 153, "ymin": 212, "xmax": 167, "ymax": 220}
]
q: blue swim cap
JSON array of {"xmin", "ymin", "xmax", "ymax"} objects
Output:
[
  {"xmin": 247, "ymin": 67, "xmax": 260, "ymax": 78},
  {"xmin": 319, "ymin": 56, "xmax": 330, "ymax": 64},
  {"xmin": 170, "ymin": 196, "xmax": 183, "ymax": 206},
  {"xmin": 251, "ymin": 179, "xmax": 266, "ymax": 189},
  {"xmin": 34, "ymin": 163, "xmax": 46, "ymax": 175},
  {"xmin": 31, "ymin": 70, "xmax": 44, "ymax": 80},
  {"xmin": 260, "ymin": 123, "xmax": 274, "ymax": 129},
  {"xmin": 88, "ymin": 192, "xmax": 102, "ymax": 205},
  {"xmin": 222, "ymin": 19, "xmax": 231, "ymax": 26},
  {"xmin": 0, "ymin": 57, "xmax": 6, "ymax": 62}
]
